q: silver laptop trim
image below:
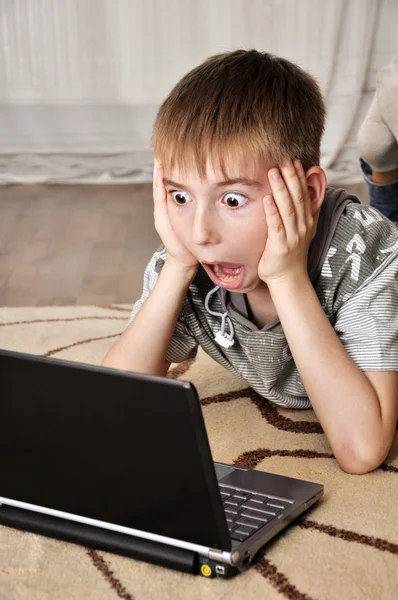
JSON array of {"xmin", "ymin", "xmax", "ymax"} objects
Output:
[{"xmin": 0, "ymin": 496, "xmax": 239, "ymax": 567}]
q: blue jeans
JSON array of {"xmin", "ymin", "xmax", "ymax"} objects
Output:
[{"xmin": 360, "ymin": 158, "xmax": 398, "ymax": 225}]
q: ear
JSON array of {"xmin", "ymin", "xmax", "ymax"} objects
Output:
[{"xmin": 305, "ymin": 166, "xmax": 327, "ymax": 221}]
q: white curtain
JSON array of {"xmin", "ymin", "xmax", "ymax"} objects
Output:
[{"xmin": 0, "ymin": 0, "xmax": 396, "ymax": 184}]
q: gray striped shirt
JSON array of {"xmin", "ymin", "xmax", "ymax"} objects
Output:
[{"xmin": 129, "ymin": 188, "xmax": 398, "ymax": 409}]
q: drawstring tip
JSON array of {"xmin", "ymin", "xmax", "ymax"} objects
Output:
[{"xmin": 215, "ymin": 331, "xmax": 235, "ymax": 349}]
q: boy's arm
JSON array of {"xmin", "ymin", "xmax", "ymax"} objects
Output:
[
  {"xmin": 261, "ymin": 159, "xmax": 398, "ymax": 474},
  {"xmin": 102, "ymin": 260, "xmax": 197, "ymax": 376},
  {"xmin": 268, "ymin": 272, "xmax": 398, "ymax": 474},
  {"xmin": 102, "ymin": 161, "xmax": 199, "ymax": 376}
]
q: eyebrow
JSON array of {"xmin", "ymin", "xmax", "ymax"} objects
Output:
[{"xmin": 162, "ymin": 177, "xmax": 262, "ymax": 189}]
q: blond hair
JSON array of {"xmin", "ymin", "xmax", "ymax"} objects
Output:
[{"xmin": 152, "ymin": 49, "xmax": 325, "ymax": 178}]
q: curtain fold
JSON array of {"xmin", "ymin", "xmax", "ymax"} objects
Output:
[{"xmin": 0, "ymin": 0, "xmax": 395, "ymax": 184}]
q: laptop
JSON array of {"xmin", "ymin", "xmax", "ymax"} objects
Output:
[{"xmin": 0, "ymin": 348, "xmax": 323, "ymax": 579}]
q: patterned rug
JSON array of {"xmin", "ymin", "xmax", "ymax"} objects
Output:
[{"xmin": 0, "ymin": 305, "xmax": 397, "ymax": 600}]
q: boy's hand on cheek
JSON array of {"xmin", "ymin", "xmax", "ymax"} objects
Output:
[
  {"xmin": 153, "ymin": 160, "xmax": 198, "ymax": 274},
  {"xmin": 258, "ymin": 159, "xmax": 316, "ymax": 285}
]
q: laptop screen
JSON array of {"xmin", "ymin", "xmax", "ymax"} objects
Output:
[{"xmin": 0, "ymin": 350, "xmax": 231, "ymax": 551}]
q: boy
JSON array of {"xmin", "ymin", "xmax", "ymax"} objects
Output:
[{"xmin": 103, "ymin": 50, "xmax": 398, "ymax": 475}]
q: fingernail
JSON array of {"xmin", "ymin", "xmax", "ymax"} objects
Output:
[
  {"xmin": 281, "ymin": 157, "xmax": 291, "ymax": 167},
  {"xmin": 271, "ymin": 169, "xmax": 280, "ymax": 180},
  {"xmin": 294, "ymin": 160, "xmax": 301, "ymax": 169}
]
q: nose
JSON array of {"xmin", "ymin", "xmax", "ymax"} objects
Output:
[{"xmin": 191, "ymin": 206, "xmax": 221, "ymax": 246}]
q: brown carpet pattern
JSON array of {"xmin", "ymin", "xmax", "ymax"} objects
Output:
[{"xmin": 0, "ymin": 304, "xmax": 397, "ymax": 600}]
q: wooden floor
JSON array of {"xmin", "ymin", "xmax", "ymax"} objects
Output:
[
  {"xmin": 0, "ymin": 181, "xmax": 368, "ymax": 307},
  {"xmin": 0, "ymin": 184, "xmax": 160, "ymax": 306}
]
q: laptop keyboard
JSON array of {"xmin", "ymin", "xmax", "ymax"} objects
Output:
[{"xmin": 219, "ymin": 485, "xmax": 292, "ymax": 542}]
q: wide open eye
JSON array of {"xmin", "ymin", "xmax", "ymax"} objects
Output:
[
  {"xmin": 223, "ymin": 192, "xmax": 248, "ymax": 208},
  {"xmin": 170, "ymin": 190, "xmax": 192, "ymax": 205}
]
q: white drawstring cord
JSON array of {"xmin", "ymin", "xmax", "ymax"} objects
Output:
[{"xmin": 204, "ymin": 285, "xmax": 235, "ymax": 348}]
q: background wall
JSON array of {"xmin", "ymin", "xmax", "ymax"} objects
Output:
[{"xmin": 0, "ymin": 0, "xmax": 397, "ymax": 184}]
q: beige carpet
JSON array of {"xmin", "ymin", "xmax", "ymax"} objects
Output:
[{"xmin": 0, "ymin": 305, "xmax": 397, "ymax": 600}]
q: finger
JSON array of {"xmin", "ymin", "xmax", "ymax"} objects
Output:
[
  {"xmin": 294, "ymin": 159, "xmax": 313, "ymax": 224},
  {"xmin": 279, "ymin": 158, "xmax": 308, "ymax": 234},
  {"xmin": 263, "ymin": 194, "xmax": 286, "ymax": 248},
  {"xmin": 292, "ymin": 159, "xmax": 311, "ymax": 227},
  {"xmin": 153, "ymin": 165, "xmax": 168, "ymax": 223},
  {"xmin": 153, "ymin": 158, "xmax": 161, "ymax": 191},
  {"xmin": 268, "ymin": 167, "xmax": 297, "ymax": 242},
  {"xmin": 153, "ymin": 167, "xmax": 176, "ymax": 247}
]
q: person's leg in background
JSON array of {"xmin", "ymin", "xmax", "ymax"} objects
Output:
[{"xmin": 358, "ymin": 54, "xmax": 398, "ymax": 224}]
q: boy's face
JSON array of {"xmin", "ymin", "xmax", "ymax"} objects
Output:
[{"xmin": 163, "ymin": 160, "xmax": 273, "ymax": 293}]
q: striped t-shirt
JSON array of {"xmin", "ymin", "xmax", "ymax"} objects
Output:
[{"xmin": 129, "ymin": 187, "xmax": 398, "ymax": 409}]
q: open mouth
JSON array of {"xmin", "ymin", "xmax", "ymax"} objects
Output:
[{"xmin": 202, "ymin": 262, "xmax": 245, "ymax": 289}]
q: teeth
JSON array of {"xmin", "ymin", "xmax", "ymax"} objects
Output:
[{"xmin": 213, "ymin": 264, "xmax": 242, "ymax": 281}]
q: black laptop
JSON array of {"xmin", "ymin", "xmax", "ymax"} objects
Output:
[{"xmin": 0, "ymin": 349, "xmax": 323, "ymax": 578}]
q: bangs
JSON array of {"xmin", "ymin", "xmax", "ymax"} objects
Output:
[{"xmin": 152, "ymin": 128, "xmax": 278, "ymax": 180}]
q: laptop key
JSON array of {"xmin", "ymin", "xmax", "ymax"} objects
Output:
[
  {"xmin": 225, "ymin": 496, "xmax": 245, "ymax": 506},
  {"xmin": 233, "ymin": 490, "xmax": 252, "ymax": 500},
  {"xmin": 264, "ymin": 503, "xmax": 283, "ymax": 514},
  {"xmin": 231, "ymin": 526, "xmax": 252, "ymax": 541},
  {"xmin": 235, "ymin": 516, "xmax": 261, "ymax": 529},
  {"xmin": 266, "ymin": 499, "xmax": 291, "ymax": 509},
  {"xmin": 241, "ymin": 509, "xmax": 272, "ymax": 522},
  {"xmin": 250, "ymin": 494, "xmax": 269, "ymax": 504},
  {"xmin": 224, "ymin": 506, "xmax": 239, "ymax": 515},
  {"xmin": 219, "ymin": 486, "xmax": 234, "ymax": 497},
  {"xmin": 226, "ymin": 515, "xmax": 236, "ymax": 524},
  {"xmin": 235, "ymin": 525, "xmax": 253, "ymax": 536},
  {"xmin": 241, "ymin": 500, "xmax": 277, "ymax": 514}
]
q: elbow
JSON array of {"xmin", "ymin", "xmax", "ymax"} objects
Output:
[
  {"xmin": 335, "ymin": 443, "xmax": 388, "ymax": 475},
  {"xmin": 338, "ymin": 458, "xmax": 380, "ymax": 475}
]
